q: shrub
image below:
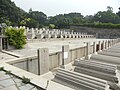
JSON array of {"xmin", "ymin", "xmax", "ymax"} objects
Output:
[
  {"xmin": 5, "ymin": 27, "xmax": 26, "ymax": 49},
  {"xmin": 0, "ymin": 67, "xmax": 4, "ymax": 71},
  {"xmin": 22, "ymin": 76, "xmax": 30, "ymax": 84},
  {"xmin": 79, "ymin": 23, "xmax": 120, "ymax": 29},
  {"xmin": 5, "ymin": 70, "xmax": 11, "ymax": 75},
  {"xmin": 49, "ymin": 24, "xmax": 55, "ymax": 29}
]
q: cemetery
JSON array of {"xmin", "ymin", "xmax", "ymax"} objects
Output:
[
  {"xmin": 1, "ymin": 0, "xmax": 120, "ymax": 89},
  {"xmin": 0, "ymin": 25, "xmax": 120, "ymax": 90}
]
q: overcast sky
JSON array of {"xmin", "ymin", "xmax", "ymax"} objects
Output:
[{"xmin": 11, "ymin": 0, "xmax": 120, "ymax": 16}]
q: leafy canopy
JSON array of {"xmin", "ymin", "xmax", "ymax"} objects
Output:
[{"xmin": 1, "ymin": 0, "xmax": 120, "ymax": 29}]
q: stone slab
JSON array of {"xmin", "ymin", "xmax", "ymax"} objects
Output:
[{"xmin": 1, "ymin": 85, "xmax": 18, "ymax": 90}]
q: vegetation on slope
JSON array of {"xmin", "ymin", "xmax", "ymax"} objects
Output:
[{"xmin": 0, "ymin": 0, "xmax": 120, "ymax": 29}]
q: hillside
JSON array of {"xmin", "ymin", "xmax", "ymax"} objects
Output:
[
  {"xmin": 0, "ymin": 0, "xmax": 120, "ymax": 29},
  {"xmin": 0, "ymin": 0, "xmax": 26, "ymax": 25}
]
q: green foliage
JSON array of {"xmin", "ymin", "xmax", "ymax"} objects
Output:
[
  {"xmin": 49, "ymin": 24, "xmax": 55, "ymax": 29},
  {"xmin": 28, "ymin": 10, "xmax": 47, "ymax": 26},
  {"xmin": 79, "ymin": 23, "xmax": 120, "ymax": 29},
  {"xmin": 48, "ymin": 13, "xmax": 84, "ymax": 28},
  {"xmin": 0, "ymin": 0, "xmax": 26, "ymax": 26},
  {"xmin": 0, "ymin": 0, "xmax": 47, "ymax": 28},
  {"xmin": 0, "ymin": 67, "xmax": 4, "ymax": 71},
  {"xmin": 107, "ymin": 6, "xmax": 113, "ymax": 12},
  {"xmin": 116, "ymin": 7, "xmax": 120, "ymax": 17},
  {"xmin": 1, "ymin": 1, "xmax": 120, "ymax": 29},
  {"xmin": 20, "ymin": 18, "xmax": 39, "ymax": 28},
  {"xmin": 5, "ymin": 27, "xmax": 26, "ymax": 49},
  {"xmin": 94, "ymin": 10, "xmax": 120, "ymax": 24},
  {"xmin": 5, "ymin": 70, "xmax": 11, "ymax": 75},
  {"xmin": 0, "ymin": 67, "xmax": 12, "ymax": 75},
  {"xmin": 22, "ymin": 76, "xmax": 30, "ymax": 84}
]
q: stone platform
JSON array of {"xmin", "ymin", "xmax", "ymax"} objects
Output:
[{"xmin": 0, "ymin": 38, "xmax": 119, "ymax": 90}]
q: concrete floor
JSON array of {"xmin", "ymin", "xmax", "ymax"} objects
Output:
[
  {"xmin": 0, "ymin": 52, "xmax": 17, "ymax": 61},
  {"xmin": 8, "ymin": 38, "xmax": 106, "ymax": 57}
]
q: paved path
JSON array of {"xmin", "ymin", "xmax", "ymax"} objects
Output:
[{"xmin": 0, "ymin": 52, "xmax": 17, "ymax": 61}]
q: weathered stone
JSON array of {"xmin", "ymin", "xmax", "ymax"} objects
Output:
[
  {"xmin": 85, "ymin": 42, "xmax": 90, "ymax": 59},
  {"xmin": 93, "ymin": 42, "xmax": 96, "ymax": 53},
  {"xmin": 2, "ymin": 85, "xmax": 18, "ymax": 90},
  {"xmin": 53, "ymin": 68, "xmax": 109, "ymax": 90},
  {"xmin": 90, "ymin": 54, "xmax": 120, "ymax": 65},
  {"xmin": 37, "ymin": 48, "xmax": 49, "ymax": 75}
]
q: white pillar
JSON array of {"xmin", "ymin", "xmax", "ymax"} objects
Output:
[
  {"xmin": 85, "ymin": 42, "xmax": 90, "ymax": 59},
  {"xmin": 98, "ymin": 41, "xmax": 101, "ymax": 51},
  {"xmin": 93, "ymin": 42, "xmax": 96, "ymax": 53},
  {"xmin": 62, "ymin": 45, "xmax": 70, "ymax": 65}
]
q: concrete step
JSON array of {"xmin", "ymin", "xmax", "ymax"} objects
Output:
[
  {"xmin": 53, "ymin": 68, "xmax": 110, "ymax": 90},
  {"xmin": 73, "ymin": 60, "xmax": 120, "ymax": 89},
  {"xmin": 73, "ymin": 60, "xmax": 116, "ymax": 75},
  {"xmin": 98, "ymin": 50, "xmax": 120, "ymax": 58},
  {"xmin": 108, "ymin": 82, "xmax": 120, "ymax": 90},
  {"xmin": 90, "ymin": 54, "xmax": 120, "ymax": 65},
  {"xmin": 106, "ymin": 49, "xmax": 120, "ymax": 53},
  {"xmin": 74, "ymin": 66, "xmax": 118, "ymax": 83}
]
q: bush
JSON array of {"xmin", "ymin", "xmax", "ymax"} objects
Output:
[
  {"xmin": 79, "ymin": 23, "xmax": 120, "ymax": 29},
  {"xmin": 22, "ymin": 76, "xmax": 30, "ymax": 84},
  {"xmin": 5, "ymin": 70, "xmax": 11, "ymax": 75},
  {"xmin": 5, "ymin": 27, "xmax": 26, "ymax": 49},
  {"xmin": 0, "ymin": 67, "xmax": 4, "ymax": 71},
  {"xmin": 49, "ymin": 24, "xmax": 55, "ymax": 29}
]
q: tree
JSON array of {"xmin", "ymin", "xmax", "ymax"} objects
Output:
[
  {"xmin": 84, "ymin": 15, "xmax": 94, "ymax": 23},
  {"xmin": 107, "ymin": 6, "xmax": 113, "ymax": 12},
  {"xmin": 116, "ymin": 7, "xmax": 120, "ymax": 17},
  {"xmin": 20, "ymin": 18, "xmax": 39, "ymax": 28},
  {"xmin": 48, "ymin": 13, "xmax": 84, "ymax": 28},
  {"xmin": 28, "ymin": 10, "xmax": 47, "ymax": 27},
  {"xmin": 0, "ymin": 0, "xmax": 27, "ymax": 26},
  {"xmin": 5, "ymin": 27, "xmax": 26, "ymax": 49},
  {"xmin": 29, "ymin": 8, "xmax": 32, "ymax": 13},
  {"xmin": 94, "ymin": 11, "xmax": 120, "ymax": 24}
]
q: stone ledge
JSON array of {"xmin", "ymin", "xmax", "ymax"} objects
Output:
[{"xmin": 0, "ymin": 62, "xmax": 74, "ymax": 90}]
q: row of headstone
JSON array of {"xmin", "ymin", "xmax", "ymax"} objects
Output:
[{"xmin": 11, "ymin": 26, "xmax": 95, "ymax": 39}]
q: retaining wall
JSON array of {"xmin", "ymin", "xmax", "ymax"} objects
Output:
[{"xmin": 8, "ymin": 46, "xmax": 89, "ymax": 75}]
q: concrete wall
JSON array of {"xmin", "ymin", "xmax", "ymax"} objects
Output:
[
  {"xmin": 11, "ymin": 56, "xmax": 39, "ymax": 75},
  {"xmin": 10, "ymin": 46, "xmax": 89, "ymax": 75}
]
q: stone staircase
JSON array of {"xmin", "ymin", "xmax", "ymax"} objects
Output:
[
  {"xmin": 73, "ymin": 60, "xmax": 118, "ymax": 83},
  {"xmin": 73, "ymin": 60, "xmax": 120, "ymax": 90},
  {"xmin": 53, "ymin": 68, "xmax": 110, "ymax": 90}
]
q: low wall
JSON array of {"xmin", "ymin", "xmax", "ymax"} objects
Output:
[{"xmin": 8, "ymin": 46, "xmax": 90, "ymax": 75}]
